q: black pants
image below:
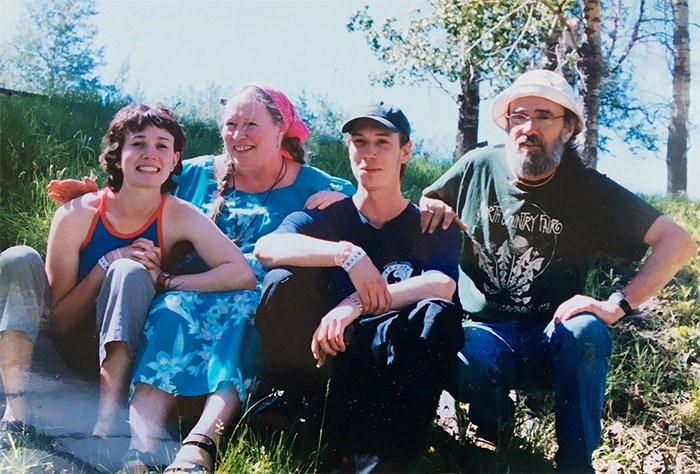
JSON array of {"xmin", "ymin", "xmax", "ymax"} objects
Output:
[{"xmin": 255, "ymin": 267, "xmax": 464, "ymax": 461}]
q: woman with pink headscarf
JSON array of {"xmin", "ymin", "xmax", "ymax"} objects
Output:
[{"xmin": 118, "ymin": 85, "xmax": 354, "ymax": 473}]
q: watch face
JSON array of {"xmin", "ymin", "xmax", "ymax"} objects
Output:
[
  {"xmin": 609, "ymin": 292, "xmax": 624, "ymax": 304},
  {"xmin": 609, "ymin": 291, "xmax": 633, "ymax": 315}
]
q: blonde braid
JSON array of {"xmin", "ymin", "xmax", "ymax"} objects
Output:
[{"xmin": 209, "ymin": 155, "xmax": 234, "ymax": 221}]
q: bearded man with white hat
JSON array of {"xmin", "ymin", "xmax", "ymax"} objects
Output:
[{"xmin": 420, "ymin": 69, "xmax": 696, "ymax": 472}]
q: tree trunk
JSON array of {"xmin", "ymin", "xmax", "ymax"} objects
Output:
[
  {"xmin": 455, "ymin": 63, "xmax": 480, "ymax": 158},
  {"xmin": 578, "ymin": 0, "xmax": 603, "ymax": 168},
  {"xmin": 666, "ymin": 0, "xmax": 690, "ymax": 195}
]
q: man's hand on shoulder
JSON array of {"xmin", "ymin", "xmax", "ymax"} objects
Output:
[
  {"xmin": 419, "ymin": 195, "xmax": 467, "ymax": 234},
  {"xmin": 553, "ymin": 294, "xmax": 624, "ymax": 326}
]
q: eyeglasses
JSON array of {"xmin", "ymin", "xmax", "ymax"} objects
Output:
[{"xmin": 506, "ymin": 113, "xmax": 566, "ymax": 129}]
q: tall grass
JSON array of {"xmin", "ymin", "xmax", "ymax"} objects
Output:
[
  {"xmin": 0, "ymin": 94, "xmax": 221, "ymax": 253},
  {"xmin": 1, "ymin": 93, "xmax": 699, "ymax": 472}
]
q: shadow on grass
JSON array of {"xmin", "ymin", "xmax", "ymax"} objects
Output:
[{"xmin": 241, "ymin": 400, "xmax": 555, "ymax": 473}]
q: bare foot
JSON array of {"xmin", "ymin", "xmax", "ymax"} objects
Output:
[
  {"xmin": 91, "ymin": 419, "xmax": 115, "ymax": 437},
  {"xmin": 120, "ymin": 449, "xmax": 156, "ymax": 474}
]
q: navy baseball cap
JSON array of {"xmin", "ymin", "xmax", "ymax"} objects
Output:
[{"xmin": 342, "ymin": 101, "xmax": 411, "ymax": 140}]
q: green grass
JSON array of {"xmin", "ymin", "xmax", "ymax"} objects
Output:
[{"xmin": 1, "ymin": 93, "xmax": 699, "ymax": 472}]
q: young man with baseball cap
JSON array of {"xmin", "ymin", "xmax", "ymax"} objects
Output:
[
  {"xmin": 420, "ymin": 69, "xmax": 697, "ymax": 472},
  {"xmin": 254, "ymin": 102, "xmax": 464, "ymax": 471}
]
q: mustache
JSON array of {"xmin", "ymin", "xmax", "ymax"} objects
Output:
[{"xmin": 516, "ymin": 134, "xmax": 542, "ymax": 146}]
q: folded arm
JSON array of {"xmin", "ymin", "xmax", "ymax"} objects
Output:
[
  {"xmin": 162, "ymin": 199, "xmax": 255, "ymax": 292},
  {"xmin": 311, "ymin": 271, "xmax": 456, "ymax": 361},
  {"xmin": 256, "ymin": 233, "xmax": 391, "ymax": 313}
]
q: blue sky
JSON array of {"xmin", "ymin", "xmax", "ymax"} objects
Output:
[{"xmin": 1, "ymin": 0, "xmax": 698, "ymax": 198}]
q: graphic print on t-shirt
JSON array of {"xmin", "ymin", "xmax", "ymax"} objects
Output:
[
  {"xmin": 381, "ymin": 262, "xmax": 414, "ymax": 284},
  {"xmin": 471, "ymin": 197, "xmax": 561, "ymax": 312}
]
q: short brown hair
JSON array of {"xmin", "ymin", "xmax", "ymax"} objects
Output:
[{"xmin": 99, "ymin": 103, "xmax": 187, "ymax": 193}]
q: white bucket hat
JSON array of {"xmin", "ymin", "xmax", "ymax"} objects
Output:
[{"xmin": 492, "ymin": 69, "xmax": 584, "ymax": 135}]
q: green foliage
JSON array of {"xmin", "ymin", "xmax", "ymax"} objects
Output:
[
  {"xmin": 217, "ymin": 426, "xmax": 311, "ymax": 473},
  {"xmin": 0, "ymin": 0, "xmax": 107, "ymax": 95},
  {"xmin": 597, "ymin": 67, "xmax": 666, "ymax": 154},
  {"xmin": 180, "ymin": 118, "xmax": 222, "ymax": 160},
  {"xmin": 347, "ymin": 0, "xmax": 572, "ymax": 92},
  {"xmin": 295, "ymin": 90, "xmax": 349, "ymax": 141},
  {"xmin": 0, "ymin": 93, "xmax": 222, "ymax": 252},
  {"xmin": 306, "ymin": 136, "xmax": 355, "ymax": 185},
  {"xmin": 348, "ymin": 0, "xmax": 679, "ymax": 160},
  {"xmin": 0, "ymin": 94, "xmax": 120, "ymax": 250}
]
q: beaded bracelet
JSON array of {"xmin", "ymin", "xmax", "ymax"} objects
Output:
[
  {"xmin": 346, "ymin": 294, "xmax": 364, "ymax": 314},
  {"xmin": 341, "ymin": 246, "xmax": 366, "ymax": 272}
]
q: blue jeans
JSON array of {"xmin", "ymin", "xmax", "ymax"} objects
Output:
[{"xmin": 451, "ymin": 314, "xmax": 612, "ymax": 473}]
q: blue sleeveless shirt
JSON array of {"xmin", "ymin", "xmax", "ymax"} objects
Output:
[{"xmin": 78, "ymin": 189, "xmax": 166, "ymax": 280}]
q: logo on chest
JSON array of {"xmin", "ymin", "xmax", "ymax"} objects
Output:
[
  {"xmin": 382, "ymin": 262, "xmax": 413, "ymax": 284},
  {"xmin": 472, "ymin": 198, "xmax": 561, "ymax": 305}
]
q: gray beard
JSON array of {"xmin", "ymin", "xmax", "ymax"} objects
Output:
[{"xmin": 506, "ymin": 130, "xmax": 568, "ymax": 178}]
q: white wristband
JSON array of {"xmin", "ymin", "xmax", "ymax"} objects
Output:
[
  {"xmin": 97, "ymin": 255, "xmax": 110, "ymax": 272},
  {"xmin": 341, "ymin": 246, "xmax": 366, "ymax": 272},
  {"xmin": 110, "ymin": 248, "xmax": 122, "ymax": 262}
]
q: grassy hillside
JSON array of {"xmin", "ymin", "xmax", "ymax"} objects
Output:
[{"xmin": 1, "ymin": 94, "xmax": 698, "ymax": 472}]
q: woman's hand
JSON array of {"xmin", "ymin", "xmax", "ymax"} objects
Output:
[
  {"xmin": 419, "ymin": 195, "xmax": 467, "ymax": 234},
  {"xmin": 47, "ymin": 177, "xmax": 99, "ymax": 204},
  {"xmin": 118, "ymin": 238, "xmax": 162, "ymax": 283},
  {"xmin": 304, "ymin": 190, "xmax": 347, "ymax": 210},
  {"xmin": 347, "ymin": 254, "xmax": 392, "ymax": 314}
]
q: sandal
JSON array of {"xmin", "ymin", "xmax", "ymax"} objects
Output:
[{"xmin": 164, "ymin": 433, "xmax": 217, "ymax": 474}]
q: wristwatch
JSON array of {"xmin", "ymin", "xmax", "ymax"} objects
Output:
[{"xmin": 608, "ymin": 291, "xmax": 634, "ymax": 316}]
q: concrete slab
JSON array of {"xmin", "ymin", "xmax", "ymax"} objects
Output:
[{"xmin": 0, "ymin": 329, "xmax": 149, "ymax": 473}]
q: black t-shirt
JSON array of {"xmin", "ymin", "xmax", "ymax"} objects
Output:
[
  {"xmin": 423, "ymin": 146, "xmax": 662, "ymax": 322},
  {"xmin": 274, "ymin": 197, "xmax": 461, "ymax": 288}
]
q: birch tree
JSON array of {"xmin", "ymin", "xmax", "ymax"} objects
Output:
[{"xmin": 666, "ymin": 0, "xmax": 690, "ymax": 194}]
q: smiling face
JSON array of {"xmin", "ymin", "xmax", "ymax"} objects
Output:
[
  {"xmin": 347, "ymin": 119, "xmax": 411, "ymax": 192},
  {"xmin": 220, "ymin": 94, "xmax": 284, "ymax": 172},
  {"xmin": 505, "ymin": 96, "xmax": 575, "ymax": 179},
  {"xmin": 119, "ymin": 125, "xmax": 180, "ymax": 189}
]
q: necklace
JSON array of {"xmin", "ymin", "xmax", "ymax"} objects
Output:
[
  {"xmin": 230, "ymin": 159, "xmax": 287, "ymax": 247},
  {"xmin": 511, "ymin": 169, "xmax": 557, "ymax": 188}
]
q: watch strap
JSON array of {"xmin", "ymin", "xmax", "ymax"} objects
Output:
[{"xmin": 609, "ymin": 291, "xmax": 634, "ymax": 316}]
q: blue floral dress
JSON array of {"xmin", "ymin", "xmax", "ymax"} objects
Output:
[{"xmin": 130, "ymin": 155, "xmax": 354, "ymax": 403}]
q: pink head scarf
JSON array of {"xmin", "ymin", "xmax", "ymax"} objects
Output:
[{"xmin": 252, "ymin": 83, "xmax": 310, "ymax": 160}]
